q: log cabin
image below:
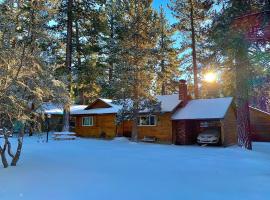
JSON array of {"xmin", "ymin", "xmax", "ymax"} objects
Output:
[
  {"xmin": 42, "ymin": 80, "xmax": 270, "ymax": 145},
  {"xmin": 70, "ymin": 80, "xmax": 237, "ymax": 146}
]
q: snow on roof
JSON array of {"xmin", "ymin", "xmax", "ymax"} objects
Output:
[
  {"xmin": 72, "ymin": 107, "xmax": 121, "ymax": 115},
  {"xmin": 156, "ymin": 94, "xmax": 181, "ymax": 112},
  {"xmin": 40, "ymin": 103, "xmax": 88, "ymax": 115},
  {"xmin": 72, "ymin": 99, "xmax": 122, "ymax": 115},
  {"xmin": 42, "ymin": 94, "xmax": 181, "ymax": 116},
  {"xmin": 249, "ymin": 106, "xmax": 270, "ymax": 115},
  {"xmin": 172, "ymin": 97, "xmax": 233, "ymax": 120}
]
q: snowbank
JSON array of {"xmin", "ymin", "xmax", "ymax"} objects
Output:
[{"xmin": 1, "ymin": 138, "xmax": 270, "ymax": 200}]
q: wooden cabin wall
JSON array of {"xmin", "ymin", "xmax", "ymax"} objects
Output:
[
  {"xmin": 250, "ymin": 108, "xmax": 270, "ymax": 141},
  {"xmin": 75, "ymin": 114, "xmax": 117, "ymax": 139},
  {"xmin": 220, "ymin": 106, "xmax": 237, "ymax": 146},
  {"xmin": 74, "ymin": 113, "xmax": 172, "ymax": 142},
  {"xmin": 87, "ymin": 100, "xmax": 111, "ymax": 109},
  {"xmin": 137, "ymin": 113, "xmax": 173, "ymax": 143}
]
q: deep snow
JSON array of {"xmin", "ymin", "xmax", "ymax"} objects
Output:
[{"xmin": 1, "ymin": 137, "xmax": 270, "ymax": 200}]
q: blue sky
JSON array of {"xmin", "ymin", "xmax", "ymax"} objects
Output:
[
  {"xmin": 153, "ymin": 0, "xmax": 181, "ymax": 48},
  {"xmin": 153, "ymin": 0, "xmax": 176, "ymax": 25}
]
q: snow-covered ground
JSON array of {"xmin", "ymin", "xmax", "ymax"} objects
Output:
[{"xmin": 1, "ymin": 136, "xmax": 270, "ymax": 200}]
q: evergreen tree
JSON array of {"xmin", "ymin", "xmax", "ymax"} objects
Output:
[
  {"xmin": 155, "ymin": 6, "xmax": 180, "ymax": 95},
  {"xmin": 115, "ymin": 0, "xmax": 159, "ymax": 141},
  {"xmin": 169, "ymin": 0, "xmax": 213, "ymax": 98},
  {"xmin": 209, "ymin": 0, "xmax": 270, "ymax": 149},
  {"xmin": 62, "ymin": 0, "xmax": 73, "ymax": 132},
  {"xmin": 51, "ymin": 0, "xmax": 107, "ymax": 130},
  {"xmin": 0, "ymin": 0, "xmax": 67, "ymax": 167},
  {"xmin": 100, "ymin": 0, "xmax": 125, "ymax": 98},
  {"xmin": 72, "ymin": 0, "xmax": 107, "ymax": 104}
]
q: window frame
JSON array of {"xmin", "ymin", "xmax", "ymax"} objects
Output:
[
  {"xmin": 82, "ymin": 116, "xmax": 94, "ymax": 127},
  {"xmin": 138, "ymin": 115, "xmax": 157, "ymax": 126}
]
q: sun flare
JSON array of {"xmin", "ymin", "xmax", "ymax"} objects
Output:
[{"xmin": 204, "ymin": 72, "xmax": 217, "ymax": 83}]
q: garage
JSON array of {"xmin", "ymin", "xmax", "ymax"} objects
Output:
[{"xmin": 171, "ymin": 97, "xmax": 237, "ymax": 146}]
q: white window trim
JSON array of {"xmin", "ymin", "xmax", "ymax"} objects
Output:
[
  {"xmin": 138, "ymin": 115, "xmax": 157, "ymax": 127},
  {"xmin": 82, "ymin": 116, "xmax": 94, "ymax": 127}
]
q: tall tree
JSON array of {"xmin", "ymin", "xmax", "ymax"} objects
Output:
[
  {"xmin": 169, "ymin": 0, "xmax": 213, "ymax": 98},
  {"xmin": 62, "ymin": 0, "xmax": 73, "ymax": 132},
  {"xmin": 100, "ymin": 0, "xmax": 125, "ymax": 99},
  {"xmin": 155, "ymin": 6, "xmax": 180, "ymax": 95},
  {"xmin": 72, "ymin": 0, "xmax": 107, "ymax": 104},
  {"xmin": 209, "ymin": 0, "xmax": 270, "ymax": 149},
  {"xmin": 0, "ymin": 0, "xmax": 67, "ymax": 167},
  {"xmin": 115, "ymin": 0, "xmax": 159, "ymax": 141}
]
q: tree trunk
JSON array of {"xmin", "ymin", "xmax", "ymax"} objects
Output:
[
  {"xmin": 62, "ymin": 0, "xmax": 73, "ymax": 132},
  {"xmin": 131, "ymin": 85, "xmax": 139, "ymax": 141},
  {"xmin": 235, "ymin": 41, "xmax": 252, "ymax": 150},
  {"xmin": 189, "ymin": 0, "xmax": 199, "ymax": 98},
  {"xmin": 132, "ymin": 107, "xmax": 139, "ymax": 142},
  {"xmin": 108, "ymin": 11, "xmax": 115, "ymax": 98},
  {"xmin": 131, "ymin": 114, "xmax": 138, "ymax": 141},
  {"xmin": 161, "ymin": 59, "xmax": 166, "ymax": 95},
  {"xmin": 0, "ymin": 147, "xmax": 8, "ymax": 168},
  {"xmin": 75, "ymin": 17, "xmax": 84, "ymax": 105},
  {"xmin": 3, "ymin": 133, "xmax": 14, "ymax": 159},
  {"xmin": 75, "ymin": 19, "xmax": 81, "ymax": 70},
  {"xmin": 62, "ymin": 105, "xmax": 70, "ymax": 132},
  {"xmin": 132, "ymin": 70, "xmax": 139, "ymax": 142},
  {"xmin": 11, "ymin": 134, "xmax": 23, "ymax": 166}
]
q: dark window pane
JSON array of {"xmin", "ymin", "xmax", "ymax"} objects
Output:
[{"xmin": 150, "ymin": 116, "xmax": 156, "ymax": 125}]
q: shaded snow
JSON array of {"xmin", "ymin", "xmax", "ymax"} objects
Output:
[
  {"xmin": 156, "ymin": 94, "xmax": 181, "ymax": 112},
  {"xmin": 1, "ymin": 137, "xmax": 270, "ymax": 200},
  {"xmin": 172, "ymin": 97, "xmax": 233, "ymax": 120},
  {"xmin": 72, "ymin": 107, "xmax": 121, "ymax": 115}
]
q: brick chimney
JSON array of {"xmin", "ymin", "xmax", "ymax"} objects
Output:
[{"xmin": 179, "ymin": 79, "xmax": 188, "ymax": 105}]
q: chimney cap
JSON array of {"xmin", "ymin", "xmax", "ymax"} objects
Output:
[{"xmin": 179, "ymin": 79, "xmax": 186, "ymax": 84}]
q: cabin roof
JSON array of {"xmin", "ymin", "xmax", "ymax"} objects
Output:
[
  {"xmin": 249, "ymin": 106, "xmax": 270, "ymax": 116},
  {"xmin": 41, "ymin": 96, "xmax": 234, "ymax": 117},
  {"xmin": 73, "ymin": 95, "xmax": 181, "ymax": 115},
  {"xmin": 171, "ymin": 97, "xmax": 233, "ymax": 120},
  {"xmin": 156, "ymin": 94, "xmax": 181, "ymax": 112},
  {"xmin": 72, "ymin": 98, "xmax": 122, "ymax": 115}
]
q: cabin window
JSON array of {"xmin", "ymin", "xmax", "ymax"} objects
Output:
[
  {"xmin": 82, "ymin": 117, "xmax": 93, "ymax": 126},
  {"xmin": 138, "ymin": 115, "xmax": 157, "ymax": 126}
]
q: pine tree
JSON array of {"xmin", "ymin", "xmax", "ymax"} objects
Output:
[
  {"xmin": 209, "ymin": 0, "xmax": 270, "ymax": 149},
  {"xmin": 0, "ymin": 0, "xmax": 67, "ymax": 167},
  {"xmin": 100, "ymin": 0, "xmax": 126, "ymax": 99},
  {"xmin": 155, "ymin": 6, "xmax": 180, "ymax": 95},
  {"xmin": 62, "ymin": 0, "xmax": 73, "ymax": 132},
  {"xmin": 210, "ymin": 0, "xmax": 270, "ymax": 150},
  {"xmin": 169, "ymin": 0, "xmax": 213, "ymax": 98},
  {"xmin": 72, "ymin": 0, "xmax": 107, "ymax": 104},
  {"xmin": 115, "ymin": 0, "xmax": 159, "ymax": 141}
]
